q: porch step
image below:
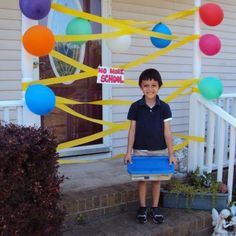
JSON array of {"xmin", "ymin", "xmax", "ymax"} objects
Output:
[
  {"xmin": 63, "ymin": 209, "xmax": 212, "ymax": 236},
  {"xmin": 60, "ymin": 182, "xmax": 213, "ymax": 235}
]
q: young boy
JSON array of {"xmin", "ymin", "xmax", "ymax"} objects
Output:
[{"xmin": 124, "ymin": 68, "xmax": 176, "ymax": 224}]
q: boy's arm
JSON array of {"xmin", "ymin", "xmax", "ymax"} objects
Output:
[
  {"xmin": 164, "ymin": 121, "xmax": 177, "ymax": 165},
  {"xmin": 124, "ymin": 120, "xmax": 136, "ymax": 164}
]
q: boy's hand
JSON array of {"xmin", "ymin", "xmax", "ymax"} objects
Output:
[
  {"xmin": 169, "ymin": 154, "xmax": 177, "ymax": 165},
  {"xmin": 124, "ymin": 153, "xmax": 132, "ymax": 164}
]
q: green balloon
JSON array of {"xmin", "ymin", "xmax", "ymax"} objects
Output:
[
  {"xmin": 198, "ymin": 77, "xmax": 223, "ymax": 100},
  {"xmin": 66, "ymin": 17, "xmax": 92, "ymax": 45}
]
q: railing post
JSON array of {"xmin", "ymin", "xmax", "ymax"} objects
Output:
[
  {"xmin": 3, "ymin": 107, "xmax": 10, "ymax": 123},
  {"xmin": 205, "ymin": 111, "xmax": 215, "ymax": 173},
  {"xmin": 216, "ymin": 119, "xmax": 225, "ymax": 182},
  {"xmin": 232, "ymin": 98, "xmax": 236, "ymax": 118},
  {"xmin": 17, "ymin": 106, "xmax": 23, "ymax": 125},
  {"xmin": 227, "ymin": 127, "xmax": 236, "ymax": 203},
  {"xmin": 188, "ymin": 0, "xmax": 201, "ymax": 171},
  {"xmin": 198, "ymin": 103, "xmax": 206, "ymax": 173},
  {"xmin": 188, "ymin": 93, "xmax": 200, "ymax": 171}
]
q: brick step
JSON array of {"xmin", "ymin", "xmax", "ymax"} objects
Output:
[
  {"xmin": 61, "ymin": 182, "xmax": 148, "ymax": 231},
  {"xmin": 60, "ymin": 182, "xmax": 212, "ymax": 235},
  {"xmin": 62, "ymin": 208, "xmax": 212, "ymax": 236}
]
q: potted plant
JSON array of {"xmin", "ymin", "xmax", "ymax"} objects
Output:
[{"xmin": 161, "ymin": 168, "xmax": 228, "ymax": 211}]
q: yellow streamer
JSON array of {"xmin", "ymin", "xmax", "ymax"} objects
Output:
[
  {"xmin": 161, "ymin": 7, "xmax": 199, "ymax": 24},
  {"xmin": 163, "ymin": 79, "xmax": 199, "ymax": 88},
  {"xmin": 57, "ymin": 121, "xmax": 130, "ymax": 150},
  {"xmin": 58, "ymin": 153, "xmax": 123, "ymax": 165},
  {"xmin": 55, "ymin": 30, "xmax": 131, "ymax": 42},
  {"xmin": 174, "ymin": 133, "xmax": 205, "ymax": 142},
  {"xmin": 58, "ymin": 132, "xmax": 202, "ymax": 164},
  {"xmin": 51, "ymin": 3, "xmax": 177, "ymax": 40},
  {"xmin": 125, "ymin": 78, "xmax": 199, "ymax": 87},
  {"xmin": 56, "ymin": 103, "xmax": 115, "ymax": 127},
  {"xmin": 56, "ymin": 96, "xmax": 132, "ymax": 106},
  {"xmin": 50, "ymin": 50, "xmax": 97, "ymax": 74},
  {"xmin": 56, "ymin": 78, "xmax": 200, "ymax": 150},
  {"xmin": 56, "ymin": 78, "xmax": 199, "ymax": 107},
  {"xmin": 114, "ymin": 7, "xmax": 198, "ymax": 27},
  {"xmin": 173, "ymin": 140, "xmax": 189, "ymax": 151},
  {"xmin": 192, "ymin": 87, "xmax": 199, "ymax": 93},
  {"xmin": 163, "ymin": 80, "xmax": 198, "ymax": 103},
  {"xmin": 118, "ymin": 34, "xmax": 199, "ymax": 70},
  {"xmin": 22, "ymin": 72, "xmax": 93, "ymax": 91},
  {"xmin": 25, "ymin": 4, "xmax": 202, "ymax": 154}
]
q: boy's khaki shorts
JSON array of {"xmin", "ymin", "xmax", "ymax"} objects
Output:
[{"xmin": 133, "ymin": 149, "xmax": 168, "ymax": 156}]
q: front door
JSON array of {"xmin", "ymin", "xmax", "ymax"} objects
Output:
[{"xmin": 39, "ymin": 0, "xmax": 103, "ymax": 149}]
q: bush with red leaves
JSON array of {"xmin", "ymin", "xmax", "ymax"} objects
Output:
[{"xmin": 0, "ymin": 124, "xmax": 64, "ymax": 235}]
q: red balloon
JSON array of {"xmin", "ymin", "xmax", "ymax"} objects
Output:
[
  {"xmin": 200, "ymin": 3, "xmax": 224, "ymax": 26},
  {"xmin": 199, "ymin": 34, "xmax": 221, "ymax": 56}
]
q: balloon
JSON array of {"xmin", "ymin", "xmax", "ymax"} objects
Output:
[
  {"xmin": 66, "ymin": 17, "xmax": 92, "ymax": 45},
  {"xmin": 25, "ymin": 84, "xmax": 56, "ymax": 115},
  {"xmin": 106, "ymin": 35, "xmax": 131, "ymax": 53},
  {"xmin": 198, "ymin": 77, "xmax": 223, "ymax": 100},
  {"xmin": 199, "ymin": 34, "xmax": 221, "ymax": 56},
  {"xmin": 150, "ymin": 23, "xmax": 172, "ymax": 48},
  {"xmin": 22, "ymin": 25, "xmax": 55, "ymax": 57},
  {"xmin": 19, "ymin": 0, "xmax": 51, "ymax": 20},
  {"xmin": 200, "ymin": 3, "xmax": 224, "ymax": 26}
]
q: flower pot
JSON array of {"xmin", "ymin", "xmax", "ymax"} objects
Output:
[{"xmin": 161, "ymin": 189, "xmax": 228, "ymax": 211}]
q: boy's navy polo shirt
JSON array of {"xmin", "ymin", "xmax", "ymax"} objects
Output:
[{"xmin": 127, "ymin": 95, "xmax": 172, "ymax": 151}]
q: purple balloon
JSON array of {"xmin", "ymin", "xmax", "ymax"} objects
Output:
[{"xmin": 19, "ymin": 0, "xmax": 51, "ymax": 20}]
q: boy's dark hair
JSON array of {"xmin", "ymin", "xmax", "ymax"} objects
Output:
[{"xmin": 138, "ymin": 68, "xmax": 163, "ymax": 87}]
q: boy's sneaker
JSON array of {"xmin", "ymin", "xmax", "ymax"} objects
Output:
[
  {"xmin": 136, "ymin": 207, "xmax": 148, "ymax": 223},
  {"xmin": 149, "ymin": 207, "xmax": 164, "ymax": 224}
]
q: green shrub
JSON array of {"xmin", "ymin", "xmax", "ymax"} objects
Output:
[{"xmin": 0, "ymin": 124, "xmax": 65, "ymax": 235}]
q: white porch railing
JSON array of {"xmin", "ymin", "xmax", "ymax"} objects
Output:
[
  {"xmin": 0, "ymin": 100, "xmax": 23, "ymax": 125},
  {"xmin": 188, "ymin": 93, "xmax": 236, "ymax": 202},
  {"xmin": 216, "ymin": 94, "xmax": 236, "ymax": 118}
]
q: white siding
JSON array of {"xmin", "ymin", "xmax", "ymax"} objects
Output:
[
  {"xmin": 0, "ymin": 0, "xmax": 22, "ymax": 100},
  {"xmin": 111, "ymin": 0, "xmax": 236, "ymax": 156},
  {"xmin": 0, "ymin": 0, "xmax": 236, "ymax": 157}
]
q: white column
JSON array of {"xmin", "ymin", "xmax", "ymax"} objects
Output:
[
  {"xmin": 188, "ymin": 0, "xmax": 202, "ymax": 171},
  {"xmin": 21, "ymin": 15, "xmax": 41, "ymax": 126},
  {"xmin": 193, "ymin": 0, "xmax": 201, "ymax": 79}
]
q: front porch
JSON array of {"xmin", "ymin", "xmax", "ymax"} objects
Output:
[
  {"xmin": 1, "ymin": 94, "xmax": 236, "ymax": 235},
  {"xmin": 60, "ymin": 158, "xmax": 213, "ymax": 236}
]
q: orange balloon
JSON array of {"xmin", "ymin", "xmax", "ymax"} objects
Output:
[{"xmin": 22, "ymin": 25, "xmax": 55, "ymax": 57}]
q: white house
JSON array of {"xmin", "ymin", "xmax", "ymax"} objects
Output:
[{"xmin": 1, "ymin": 0, "xmax": 236, "ymax": 199}]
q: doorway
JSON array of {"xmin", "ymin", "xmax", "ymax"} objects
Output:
[{"xmin": 39, "ymin": 0, "xmax": 103, "ymax": 149}]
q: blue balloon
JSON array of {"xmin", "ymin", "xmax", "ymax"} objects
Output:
[
  {"xmin": 25, "ymin": 84, "xmax": 55, "ymax": 115},
  {"xmin": 150, "ymin": 23, "xmax": 172, "ymax": 48}
]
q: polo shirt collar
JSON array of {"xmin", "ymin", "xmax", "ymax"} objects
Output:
[{"xmin": 138, "ymin": 95, "xmax": 161, "ymax": 107}]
